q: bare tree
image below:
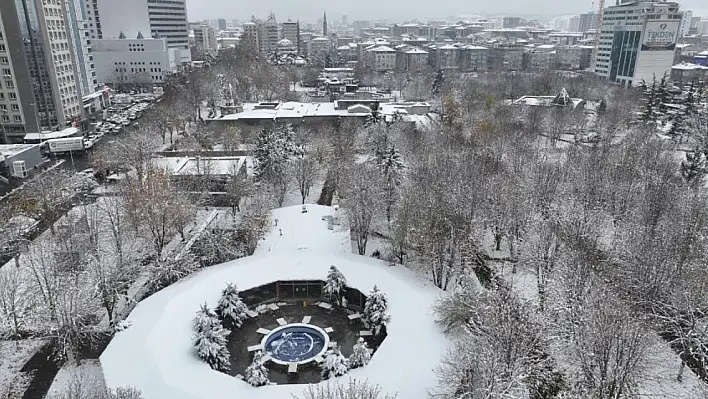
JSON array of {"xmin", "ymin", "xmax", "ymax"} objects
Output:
[
  {"xmin": 0, "ymin": 266, "xmax": 29, "ymax": 337},
  {"xmin": 340, "ymin": 163, "xmax": 383, "ymax": 255},
  {"xmin": 292, "ymin": 153, "xmax": 319, "ymax": 204},
  {"xmin": 567, "ymin": 285, "xmax": 649, "ymax": 398},
  {"xmin": 293, "ymin": 378, "xmax": 397, "ymax": 399},
  {"xmin": 124, "ymin": 168, "xmax": 193, "ymax": 257},
  {"xmin": 237, "ymin": 186, "xmax": 273, "ymax": 255},
  {"xmin": 21, "ymin": 168, "xmax": 75, "ymax": 235}
]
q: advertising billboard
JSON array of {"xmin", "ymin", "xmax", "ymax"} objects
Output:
[
  {"xmin": 47, "ymin": 138, "xmax": 85, "ymax": 153},
  {"xmin": 641, "ymin": 20, "xmax": 680, "ymax": 51}
]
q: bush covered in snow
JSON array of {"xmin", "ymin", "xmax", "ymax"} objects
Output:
[
  {"xmin": 323, "ymin": 265, "xmax": 347, "ymax": 306},
  {"xmin": 149, "ymin": 253, "xmax": 200, "ymax": 293},
  {"xmin": 215, "ymin": 283, "xmax": 249, "ymax": 329},
  {"xmin": 362, "ymin": 286, "xmax": 390, "ymax": 337},
  {"xmin": 192, "ymin": 303, "xmax": 231, "ymax": 372},
  {"xmin": 321, "ymin": 347, "xmax": 349, "ymax": 380},
  {"xmin": 245, "ymin": 350, "xmax": 270, "ymax": 387},
  {"xmin": 348, "ymin": 338, "xmax": 371, "ymax": 369}
]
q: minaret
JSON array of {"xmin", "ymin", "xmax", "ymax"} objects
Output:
[{"xmin": 323, "ymin": 12, "xmax": 328, "ymax": 37}]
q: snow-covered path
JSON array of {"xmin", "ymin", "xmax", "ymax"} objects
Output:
[{"xmin": 100, "ymin": 205, "xmax": 448, "ymax": 399}]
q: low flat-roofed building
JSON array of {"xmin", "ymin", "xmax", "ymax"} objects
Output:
[{"xmin": 0, "ymin": 144, "xmax": 43, "ymax": 178}]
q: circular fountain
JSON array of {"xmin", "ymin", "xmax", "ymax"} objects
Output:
[{"xmin": 261, "ymin": 323, "xmax": 330, "ymax": 365}]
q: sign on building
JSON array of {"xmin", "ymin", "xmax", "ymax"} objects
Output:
[{"xmin": 641, "ymin": 20, "xmax": 680, "ymax": 51}]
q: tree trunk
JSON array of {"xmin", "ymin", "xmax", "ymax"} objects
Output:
[{"xmin": 677, "ymin": 360, "xmax": 685, "ymax": 382}]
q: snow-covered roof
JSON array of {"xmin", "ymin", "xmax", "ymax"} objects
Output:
[
  {"xmin": 404, "ymin": 48, "xmax": 428, "ymax": 54},
  {"xmin": 100, "ymin": 205, "xmax": 447, "ymax": 399},
  {"xmin": 152, "ymin": 156, "xmax": 248, "ymax": 176},
  {"xmin": 672, "ymin": 62, "xmax": 708, "ymax": 71},
  {"xmin": 368, "ymin": 45, "xmax": 395, "ymax": 52},
  {"xmin": 0, "ymin": 143, "xmax": 40, "ymax": 158},
  {"xmin": 23, "ymin": 127, "xmax": 80, "ymax": 142}
]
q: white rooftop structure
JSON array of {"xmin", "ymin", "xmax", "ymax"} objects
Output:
[
  {"xmin": 152, "ymin": 156, "xmax": 248, "ymax": 176},
  {"xmin": 23, "ymin": 127, "xmax": 81, "ymax": 142}
]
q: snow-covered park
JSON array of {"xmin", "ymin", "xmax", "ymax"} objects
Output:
[{"xmin": 100, "ymin": 205, "xmax": 448, "ymax": 398}]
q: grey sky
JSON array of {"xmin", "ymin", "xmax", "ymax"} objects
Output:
[{"xmin": 186, "ymin": 0, "xmax": 706, "ymax": 23}]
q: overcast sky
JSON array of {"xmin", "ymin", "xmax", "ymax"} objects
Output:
[{"xmin": 186, "ymin": 0, "xmax": 707, "ymax": 23}]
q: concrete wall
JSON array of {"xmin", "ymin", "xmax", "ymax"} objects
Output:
[{"xmin": 92, "ymin": 39, "xmax": 171, "ymax": 86}]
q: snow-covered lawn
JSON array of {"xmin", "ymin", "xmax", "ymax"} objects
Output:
[
  {"xmin": 0, "ymin": 339, "xmax": 46, "ymax": 398},
  {"xmin": 101, "ymin": 205, "xmax": 447, "ymax": 398}
]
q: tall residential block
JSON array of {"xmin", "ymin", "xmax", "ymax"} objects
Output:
[
  {"xmin": 1, "ymin": 0, "xmax": 83, "ymax": 137},
  {"xmin": 594, "ymin": 0, "xmax": 682, "ymax": 87}
]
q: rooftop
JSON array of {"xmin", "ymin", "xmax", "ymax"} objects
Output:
[{"xmin": 0, "ymin": 144, "xmax": 40, "ymax": 158}]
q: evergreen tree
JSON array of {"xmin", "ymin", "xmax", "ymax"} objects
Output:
[
  {"xmin": 215, "ymin": 283, "xmax": 249, "ymax": 329},
  {"xmin": 323, "ymin": 265, "xmax": 347, "ymax": 305},
  {"xmin": 365, "ymin": 103, "xmax": 382, "ymax": 126},
  {"xmin": 245, "ymin": 351, "xmax": 270, "ymax": 386},
  {"xmin": 375, "ymin": 145, "xmax": 405, "ymax": 225},
  {"xmin": 432, "ymin": 68, "xmax": 445, "ymax": 95},
  {"xmin": 362, "ymin": 285, "xmax": 391, "ymax": 337},
  {"xmin": 681, "ymin": 146, "xmax": 707, "ymax": 185},
  {"xmin": 348, "ymin": 337, "xmax": 372, "ymax": 369},
  {"xmin": 320, "ymin": 347, "xmax": 349, "ymax": 379},
  {"xmin": 254, "ymin": 124, "xmax": 298, "ymax": 182},
  {"xmin": 193, "ymin": 302, "xmax": 220, "ymax": 333},
  {"xmin": 192, "ymin": 303, "xmax": 231, "ymax": 372}
]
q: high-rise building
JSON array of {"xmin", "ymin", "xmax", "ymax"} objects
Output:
[
  {"xmin": 1, "ymin": 0, "xmax": 83, "ymax": 134},
  {"xmin": 594, "ymin": 1, "xmax": 682, "ymax": 87},
  {"xmin": 92, "ymin": 0, "xmax": 191, "ymax": 64},
  {"xmin": 578, "ymin": 12, "xmax": 598, "ymax": 32},
  {"xmin": 67, "ymin": 0, "xmax": 98, "ymax": 97},
  {"xmin": 258, "ymin": 13, "xmax": 279, "ymax": 53},
  {"xmin": 242, "ymin": 21, "xmax": 259, "ymax": 50},
  {"xmin": 323, "ymin": 12, "xmax": 328, "ymax": 37},
  {"xmin": 569, "ymin": 16, "xmax": 581, "ymax": 32},
  {"xmin": 217, "ymin": 19, "xmax": 227, "ymax": 31},
  {"xmin": 503, "ymin": 17, "xmax": 521, "ymax": 29},
  {"xmin": 194, "ymin": 24, "xmax": 217, "ymax": 53},
  {"xmin": 0, "ymin": 7, "xmax": 41, "ymax": 140},
  {"xmin": 281, "ymin": 20, "xmax": 299, "ymax": 51},
  {"xmin": 680, "ymin": 10, "xmax": 693, "ymax": 37}
]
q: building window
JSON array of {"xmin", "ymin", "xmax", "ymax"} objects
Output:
[
  {"xmin": 13, "ymin": 115, "xmax": 21, "ymax": 122},
  {"xmin": 1, "ymin": 115, "xmax": 8, "ymax": 122},
  {"xmin": 9, "ymin": 92, "xmax": 16, "ymax": 100},
  {"xmin": 11, "ymin": 104, "xmax": 19, "ymax": 111}
]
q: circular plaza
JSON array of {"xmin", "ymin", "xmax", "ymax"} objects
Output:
[{"xmin": 99, "ymin": 205, "xmax": 447, "ymax": 399}]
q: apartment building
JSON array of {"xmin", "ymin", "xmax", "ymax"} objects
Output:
[{"xmin": 594, "ymin": 0, "xmax": 682, "ymax": 87}]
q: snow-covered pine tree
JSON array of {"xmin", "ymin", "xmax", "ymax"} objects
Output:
[
  {"xmin": 348, "ymin": 337, "xmax": 372, "ymax": 369},
  {"xmin": 192, "ymin": 322, "xmax": 231, "ymax": 372},
  {"xmin": 320, "ymin": 347, "xmax": 349, "ymax": 379},
  {"xmin": 193, "ymin": 302, "xmax": 220, "ymax": 334},
  {"xmin": 376, "ymin": 145, "xmax": 405, "ymax": 225},
  {"xmin": 245, "ymin": 350, "xmax": 270, "ymax": 387},
  {"xmin": 192, "ymin": 303, "xmax": 230, "ymax": 372},
  {"xmin": 432, "ymin": 68, "xmax": 445, "ymax": 95},
  {"xmin": 215, "ymin": 283, "xmax": 249, "ymax": 329},
  {"xmin": 323, "ymin": 265, "xmax": 347, "ymax": 305},
  {"xmin": 362, "ymin": 285, "xmax": 391, "ymax": 337}
]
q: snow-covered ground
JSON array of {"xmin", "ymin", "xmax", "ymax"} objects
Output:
[{"xmin": 101, "ymin": 205, "xmax": 448, "ymax": 398}]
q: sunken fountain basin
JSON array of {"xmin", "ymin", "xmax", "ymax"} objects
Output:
[{"xmin": 261, "ymin": 323, "xmax": 330, "ymax": 365}]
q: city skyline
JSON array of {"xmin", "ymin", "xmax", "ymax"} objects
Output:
[{"xmin": 186, "ymin": 0, "xmax": 707, "ymax": 23}]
